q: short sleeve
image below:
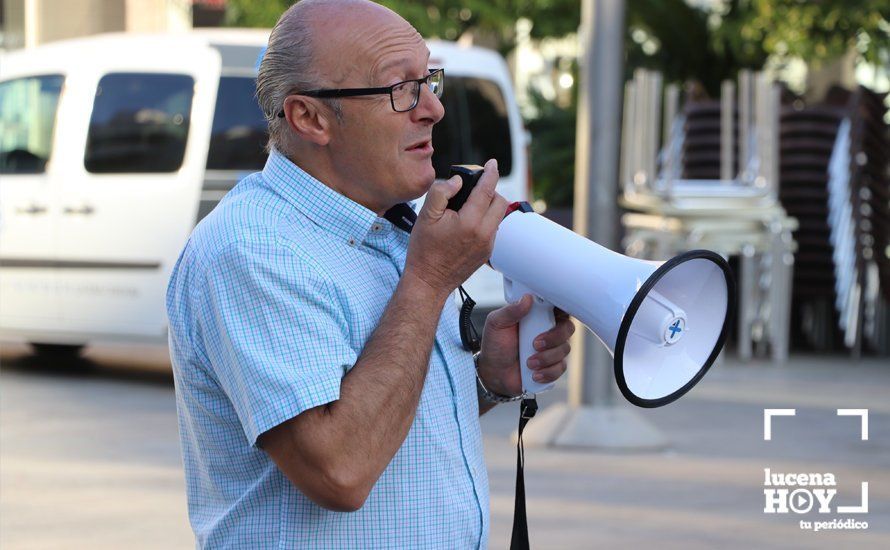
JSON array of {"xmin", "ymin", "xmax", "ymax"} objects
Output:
[{"xmin": 199, "ymin": 239, "xmax": 356, "ymax": 446}]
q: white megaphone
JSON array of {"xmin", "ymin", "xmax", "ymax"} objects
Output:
[{"xmin": 489, "ymin": 201, "xmax": 735, "ymax": 408}]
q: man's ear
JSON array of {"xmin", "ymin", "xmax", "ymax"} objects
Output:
[{"xmin": 282, "ymin": 96, "xmax": 334, "ymax": 146}]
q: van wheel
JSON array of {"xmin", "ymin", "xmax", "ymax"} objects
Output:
[{"xmin": 30, "ymin": 343, "xmax": 85, "ymax": 360}]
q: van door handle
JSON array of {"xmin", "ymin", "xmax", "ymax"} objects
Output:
[
  {"xmin": 63, "ymin": 205, "xmax": 95, "ymax": 215},
  {"xmin": 15, "ymin": 203, "xmax": 48, "ymax": 215}
]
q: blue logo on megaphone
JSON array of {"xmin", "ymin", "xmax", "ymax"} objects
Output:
[{"xmin": 669, "ymin": 320, "xmax": 683, "ymax": 337}]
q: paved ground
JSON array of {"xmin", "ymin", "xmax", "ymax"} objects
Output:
[{"xmin": 1, "ymin": 341, "xmax": 888, "ymax": 549}]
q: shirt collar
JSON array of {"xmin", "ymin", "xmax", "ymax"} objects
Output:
[{"xmin": 261, "ymin": 149, "xmax": 379, "ymax": 247}]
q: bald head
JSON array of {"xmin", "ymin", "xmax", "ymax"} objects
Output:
[{"xmin": 256, "ymin": 0, "xmax": 422, "ymax": 155}]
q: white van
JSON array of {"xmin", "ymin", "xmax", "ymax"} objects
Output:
[{"xmin": 0, "ymin": 30, "xmax": 528, "ymax": 354}]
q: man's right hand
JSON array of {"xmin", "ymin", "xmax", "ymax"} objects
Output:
[{"xmin": 404, "ymin": 158, "xmax": 508, "ymax": 297}]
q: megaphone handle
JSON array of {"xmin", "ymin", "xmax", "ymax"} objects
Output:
[
  {"xmin": 520, "ymin": 296, "xmax": 557, "ymax": 394},
  {"xmin": 504, "ymin": 278, "xmax": 557, "ymax": 395}
]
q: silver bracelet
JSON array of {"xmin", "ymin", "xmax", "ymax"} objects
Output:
[{"xmin": 474, "ymin": 351, "xmax": 524, "ymax": 403}]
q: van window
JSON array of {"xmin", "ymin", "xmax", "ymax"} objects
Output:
[
  {"xmin": 432, "ymin": 76, "xmax": 512, "ymax": 179},
  {"xmin": 462, "ymin": 78, "xmax": 512, "ymax": 175},
  {"xmin": 206, "ymin": 76, "xmax": 267, "ymax": 170},
  {"xmin": 431, "ymin": 75, "xmax": 463, "ymax": 179},
  {"xmin": 0, "ymin": 74, "xmax": 64, "ymax": 174},
  {"xmin": 84, "ymin": 73, "xmax": 194, "ymax": 173}
]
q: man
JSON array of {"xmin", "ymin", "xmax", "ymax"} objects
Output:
[{"xmin": 166, "ymin": 0, "xmax": 574, "ymax": 547}]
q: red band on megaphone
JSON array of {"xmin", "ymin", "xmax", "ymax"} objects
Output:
[{"xmin": 505, "ymin": 201, "xmax": 534, "ymax": 218}]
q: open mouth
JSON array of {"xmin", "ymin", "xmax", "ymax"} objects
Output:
[{"xmin": 407, "ymin": 139, "xmax": 432, "ymax": 152}]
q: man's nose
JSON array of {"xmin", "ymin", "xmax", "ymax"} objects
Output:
[{"xmin": 411, "ymin": 83, "xmax": 444, "ymax": 124}]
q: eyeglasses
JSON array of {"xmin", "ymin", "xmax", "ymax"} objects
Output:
[{"xmin": 277, "ymin": 69, "xmax": 444, "ymax": 117}]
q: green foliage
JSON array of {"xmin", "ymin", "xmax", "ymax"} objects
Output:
[
  {"xmin": 624, "ymin": 0, "xmax": 771, "ymax": 96},
  {"xmin": 521, "ymin": 0, "xmax": 580, "ymax": 39},
  {"xmin": 526, "ymin": 89, "xmax": 576, "ymax": 207},
  {"xmin": 377, "ymin": 2, "xmax": 512, "ymax": 46},
  {"xmin": 225, "ymin": 0, "xmax": 888, "ymax": 71},
  {"xmin": 225, "ymin": 0, "xmax": 293, "ymax": 27},
  {"xmin": 721, "ymin": 0, "xmax": 890, "ymax": 67},
  {"xmin": 375, "ymin": 1, "xmax": 584, "ymax": 55},
  {"xmin": 225, "ymin": 0, "xmax": 582, "ymax": 54},
  {"xmin": 382, "ymin": 0, "xmax": 587, "ymax": 51}
]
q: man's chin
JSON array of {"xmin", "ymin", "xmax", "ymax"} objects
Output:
[
  {"xmin": 411, "ymin": 167, "xmax": 437, "ymax": 196},
  {"xmin": 403, "ymin": 184, "xmax": 431, "ymax": 204},
  {"xmin": 393, "ymin": 159, "xmax": 436, "ymax": 202}
]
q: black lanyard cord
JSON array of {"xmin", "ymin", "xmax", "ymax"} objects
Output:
[
  {"xmin": 458, "ymin": 285, "xmax": 481, "ymax": 353},
  {"xmin": 510, "ymin": 397, "xmax": 537, "ymax": 550}
]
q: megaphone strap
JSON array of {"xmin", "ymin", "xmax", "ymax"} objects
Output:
[{"xmin": 510, "ymin": 397, "xmax": 538, "ymax": 550}]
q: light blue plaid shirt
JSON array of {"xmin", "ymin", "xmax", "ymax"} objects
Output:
[{"xmin": 166, "ymin": 150, "xmax": 489, "ymax": 549}]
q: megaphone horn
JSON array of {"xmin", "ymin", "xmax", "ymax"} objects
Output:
[{"xmin": 489, "ymin": 203, "xmax": 736, "ymax": 408}]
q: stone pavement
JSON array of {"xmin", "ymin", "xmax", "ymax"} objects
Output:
[
  {"xmin": 1, "ymin": 343, "xmax": 888, "ymax": 549},
  {"xmin": 481, "ymin": 354, "xmax": 890, "ymax": 549}
]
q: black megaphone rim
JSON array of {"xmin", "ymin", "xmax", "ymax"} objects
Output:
[{"xmin": 613, "ymin": 249, "xmax": 736, "ymax": 408}]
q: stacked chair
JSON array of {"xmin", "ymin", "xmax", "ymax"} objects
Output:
[
  {"xmin": 619, "ymin": 70, "xmax": 797, "ymax": 363},
  {"xmin": 681, "ymin": 101, "xmax": 738, "ymax": 180},
  {"xmin": 779, "ymin": 103, "xmax": 844, "ymax": 351},
  {"xmin": 823, "ymin": 87, "xmax": 889, "ymax": 354},
  {"xmin": 620, "ymin": 67, "xmax": 889, "ymax": 359},
  {"xmin": 773, "ymin": 86, "xmax": 889, "ymax": 355}
]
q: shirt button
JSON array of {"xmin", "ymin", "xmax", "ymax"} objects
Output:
[
  {"xmin": 348, "ymin": 238, "xmax": 355, "ymax": 246},
  {"xmin": 372, "ymin": 224, "xmax": 381, "ymax": 231}
]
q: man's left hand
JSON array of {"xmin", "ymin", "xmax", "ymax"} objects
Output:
[{"xmin": 475, "ymin": 295, "xmax": 575, "ymax": 397}]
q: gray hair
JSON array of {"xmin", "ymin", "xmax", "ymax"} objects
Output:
[{"xmin": 256, "ymin": 0, "xmax": 344, "ymax": 156}]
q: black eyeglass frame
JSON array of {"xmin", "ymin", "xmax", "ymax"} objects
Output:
[{"xmin": 277, "ymin": 69, "xmax": 444, "ymax": 118}]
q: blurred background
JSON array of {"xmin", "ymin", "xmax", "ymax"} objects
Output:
[{"xmin": 1, "ymin": 1, "xmax": 889, "ymax": 548}]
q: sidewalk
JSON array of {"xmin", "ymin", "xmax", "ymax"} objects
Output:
[
  {"xmin": 1, "ymin": 345, "xmax": 887, "ymax": 549},
  {"xmin": 481, "ymin": 355, "xmax": 890, "ymax": 549}
]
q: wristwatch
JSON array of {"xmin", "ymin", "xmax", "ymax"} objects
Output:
[{"xmin": 474, "ymin": 351, "xmax": 524, "ymax": 403}]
